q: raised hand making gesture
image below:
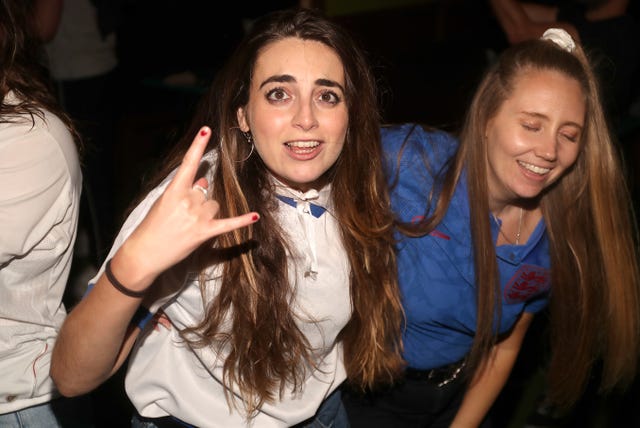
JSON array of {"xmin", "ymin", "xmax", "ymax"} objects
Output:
[
  {"xmin": 50, "ymin": 127, "xmax": 259, "ymax": 397},
  {"xmin": 113, "ymin": 126, "xmax": 259, "ymax": 294}
]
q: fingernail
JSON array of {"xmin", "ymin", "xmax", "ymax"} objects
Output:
[
  {"xmin": 200, "ymin": 127, "xmax": 209, "ymax": 136},
  {"xmin": 252, "ymin": 214, "xmax": 259, "ymax": 222}
]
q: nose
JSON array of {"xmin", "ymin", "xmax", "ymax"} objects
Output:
[
  {"xmin": 292, "ymin": 98, "xmax": 319, "ymax": 131},
  {"xmin": 534, "ymin": 133, "xmax": 557, "ymax": 161}
]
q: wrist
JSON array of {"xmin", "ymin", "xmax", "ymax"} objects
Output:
[
  {"xmin": 108, "ymin": 244, "xmax": 158, "ymax": 296},
  {"xmin": 104, "ymin": 259, "xmax": 148, "ymax": 298}
]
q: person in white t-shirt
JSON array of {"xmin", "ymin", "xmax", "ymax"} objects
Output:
[{"xmin": 0, "ymin": 1, "xmax": 90, "ymax": 426}]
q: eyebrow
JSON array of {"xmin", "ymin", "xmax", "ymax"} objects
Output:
[
  {"xmin": 520, "ymin": 111, "xmax": 583, "ymax": 129},
  {"xmin": 259, "ymin": 74, "xmax": 345, "ymax": 93}
]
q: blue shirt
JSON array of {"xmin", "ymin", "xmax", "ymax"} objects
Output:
[{"xmin": 383, "ymin": 123, "xmax": 551, "ymax": 370}]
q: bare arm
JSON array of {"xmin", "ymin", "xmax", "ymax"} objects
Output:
[
  {"xmin": 586, "ymin": 0, "xmax": 628, "ymax": 20},
  {"xmin": 32, "ymin": 0, "xmax": 63, "ymax": 42},
  {"xmin": 520, "ymin": 2, "xmax": 558, "ymax": 23},
  {"xmin": 50, "ymin": 127, "xmax": 260, "ymax": 396},
  {"xmin": 518, "ymin": 0, "xmax": 629, "ymax": 22},
  {"xmin": 450, "ymin": 311, "xmax": 534, "ymax": 428},
  {"xmin": 490, "ymin": 0, "xmax": 580, "ymax": 43},
  {"xmin": 50, "ymin": 267, "xmax": 144, "ymax": 396}
]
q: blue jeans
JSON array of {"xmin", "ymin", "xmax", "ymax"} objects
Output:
[
  {"xmin": 294, "ymin": 388, "xmax": 350, "ymax": 428},
  {"xmin": 131, "ymin": 388, "xmax": 349, "ymax": 428},
  {"xmin": 0, "ymin": 395, "xmax": 94, "ymax": 428}
]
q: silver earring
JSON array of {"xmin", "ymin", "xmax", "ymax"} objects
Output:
[
  {"xmin": 237, "ymin": 131, "xmax": 254, "ymax": 162},
  {"xmin": 242, "ymin": 131, "xmax": 253, "ymax": 143}
]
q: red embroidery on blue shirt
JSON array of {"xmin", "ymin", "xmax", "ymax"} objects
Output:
[
  {"xmin": 411, "ymin": 215, "xmax": 425, "ymax": 223},
  {"xmin": 429, "ymin": 230, "xmax": 450, "ymax": 240},
  {"xmin": 503, "ymin": 264, "xmax": 550, "ymax": 303},
  {"xmin": 410, "ymin": 215, "xmax": 450, "ymax": 240}
]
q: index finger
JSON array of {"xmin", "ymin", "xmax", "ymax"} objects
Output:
[{"xmin": 170, "ymin": 126, "xmax": 211, "ymax": 190}]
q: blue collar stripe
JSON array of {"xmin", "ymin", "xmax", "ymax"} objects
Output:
[{"xmin": 276, "ymin": 194, "xmax": 326, "ymax": 218}]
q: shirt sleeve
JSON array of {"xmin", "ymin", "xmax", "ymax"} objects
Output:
[{"xmin": 0, "ymin": 125, "xmax": 71, "ymax": 264}]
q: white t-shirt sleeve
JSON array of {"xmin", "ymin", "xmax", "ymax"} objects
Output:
[{"xmin": 0, "ymin": 123, "xmax": 74, "ymax": 264}]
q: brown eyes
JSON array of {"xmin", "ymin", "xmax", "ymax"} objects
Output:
[
  {"xmin": 266, "ymin": 88, "xmax": 290, "ymax": 101},
  {"xmin": 265, "ymin": 87, "xmax": 341, "ymax": 105},
  {"xmin": 319, "ymin": 90, "xmax": 341, "ymax": 104}
]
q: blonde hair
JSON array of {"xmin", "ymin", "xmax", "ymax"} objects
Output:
[{"xmin": 401, "ymin": 37, "xmax": 640, "ymax": 408}]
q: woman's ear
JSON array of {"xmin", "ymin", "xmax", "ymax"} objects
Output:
[{"xmin": 236, "ymin": 107, "xmax": 250, "ymax": 132}]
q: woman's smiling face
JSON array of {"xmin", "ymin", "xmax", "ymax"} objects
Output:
[
  {"xmin": 485, "ymin": 68, "xmax": 585, "ymax": 206},
  {"xmin": 237, "ymin": 37, "xmax": 348, "ymax": 192}
]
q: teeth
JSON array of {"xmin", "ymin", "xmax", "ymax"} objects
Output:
[
  {"xmin": 518, "ymin": 160, "xmax": 550, "ymax": 175},
  {"xmin": 286, "ymin": 141, "xmax": 320, "ymax": 148}
]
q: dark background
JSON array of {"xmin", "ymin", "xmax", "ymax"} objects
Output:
[{"xmin": 70, "ymin": 1, "xmax": 640, "ymax": 427}]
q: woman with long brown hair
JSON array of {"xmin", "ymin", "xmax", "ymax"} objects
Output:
[{"xmin": 51, "ymin": 8, "xmax": 403, "ymax": 427}]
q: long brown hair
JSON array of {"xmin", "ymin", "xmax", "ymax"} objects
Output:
[
  {"xmin": 0, "ymin": 0, "xmax": 79, "ymax": 148},
  {"xmin": 400, "ymin": 38, "xmax": 640, "ymax": 408},
  {"xmin": 143, "ymin": 8, "xmax": 403, "ymax": 416}
]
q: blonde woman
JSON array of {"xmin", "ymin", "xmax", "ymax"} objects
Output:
[{"xmin": 345, "ymin": 28, "xmax": 640, "ymax": 428}]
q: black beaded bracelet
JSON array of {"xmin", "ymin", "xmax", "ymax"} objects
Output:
[{"xmin": 104, "ymin": 259, "xmax": 147, "ymax": 298}]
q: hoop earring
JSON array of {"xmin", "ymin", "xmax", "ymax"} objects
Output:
[{"xmin": 239, "ymin": 143, "xmax": 254, "ymax": 162}]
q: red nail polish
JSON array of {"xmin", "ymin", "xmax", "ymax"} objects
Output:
[
  {"xmin": 200, "ymin": 128, "xmax": 208, "ymax": 136},
  {"xmin": 252, "ymin": 214, "xmax": 259, "ymax": 222}
]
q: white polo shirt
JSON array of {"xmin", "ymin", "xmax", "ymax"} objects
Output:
[{"xmin": 94, "ymin": 155, "xmax": 351, "ymax": 427}]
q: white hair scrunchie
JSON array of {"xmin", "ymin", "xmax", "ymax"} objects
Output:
[{"xmin": 541, "ymin": 28, "xmax": 576, "ymax": 52}]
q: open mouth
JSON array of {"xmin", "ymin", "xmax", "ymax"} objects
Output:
[
  {"xmin": 518, "ymin": 160, "xmax": 550, "ymax": 175},
  {"xmin": 285, "ymin": 141, "xmax": 320, "ymax": 154}
]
